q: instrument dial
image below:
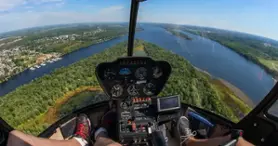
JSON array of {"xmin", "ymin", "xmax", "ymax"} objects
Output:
[
  {"xmin": 111, "ymin": 84, "xmax": 123, "ymax": 97},
  {"xmin": 127, "ymin": 84, "xmax": 139, "ymax": 96},
  {"xmin": 104, "ymin": 68, "xmax": 116, "ymax": 80},
  {"xmin": 135, "ymin": 67, "xmax": 147, "ymax": 80},
  {"xmin": 143, "ymin": 83, "xmax": 156, "ymax": 96},
  {"xmin": 120, "ymin": 102, "xmax": 129, "ymax": 110},
  {"xmin": 153, "ymin": 66, "xmax": 163, "ymax": 79}
]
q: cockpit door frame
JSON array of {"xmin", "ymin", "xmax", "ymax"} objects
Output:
[{"xmin": 235, "ymin": 83, "xmax": 278, "ymax": 145}]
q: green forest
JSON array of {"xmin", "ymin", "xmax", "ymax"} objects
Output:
[{"xmin": 0, "ymin": 40, "xmax": 251, "ymax": 135}]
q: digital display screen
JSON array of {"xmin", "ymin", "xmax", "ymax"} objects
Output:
[
  {"xmin": 119, "ymin": 68, "xmax": 131, "ymax": 75},
  {"xmin": 158, "ymin": 96, "xmax": 180, "ymax": 111}
]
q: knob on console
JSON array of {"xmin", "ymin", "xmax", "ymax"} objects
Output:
[{"xmin": 132, "ymin": 122, "xmax": 136, "ymax": 132}]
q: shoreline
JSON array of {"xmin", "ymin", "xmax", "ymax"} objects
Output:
[
  {"xmin": 212, "ymin": 39, "xmax": 278, "ymax": 81},
  {"xmin": 183, "ymin": 29, "xmax": 278, "ymax": 82},
  {"xmin": 0, "ymin": 27, "xmax": 146, "ymax": 85},
  {"xmin": 193, "ymin": 66, "xmax": 255, "ymax": 108},
  {"xmin": 0, "ymin": 34, "xmax": 127, "ymax": 85},
  {"xmin": 218, "ymin": 78, "xmax": 255, "ymax": 108}
]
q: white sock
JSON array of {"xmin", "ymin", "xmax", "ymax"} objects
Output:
[
  {"xmin": 94, "ymin": 127, "xmax": 108, "ymax": 140},
  {"xmin": 74, "ymin": 137, "xmax": 88, "ymax": 146}
]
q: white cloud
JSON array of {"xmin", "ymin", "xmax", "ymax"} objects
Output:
[
  {"xmin": 85, "ymin": 5, "xmax": 96, "ymax": 9},
  {"xmin": 31, "ymin": 0, "xmax": 64, "ymax": 5},
  {"xmin": 99, "ymin": 5, "xmax": 124, "ymax": 14},
  {"xmin": 39, "ymin": 0, "xmax": 63, "ymax": 2},
  {"xmin": 0, "ymin": 0, "xmax": 25, "ymax": 11},
  {"xmin": 137, "ymin": 12, "xmax": 278, "ymax": 40},
  {"xmin": 0, "ymin": 5, "xmax": 129, "ymax": 33},
  {"xmin": 24, "ymin": 6, "xmax": 33, "ymax": 9},
  {"xmin": 54, "ymin": 1, "xmax": 65, "ymax": 7},
  {"xmin": 0, "ymin": 0, "xmax": 64, "ymax": 11}
]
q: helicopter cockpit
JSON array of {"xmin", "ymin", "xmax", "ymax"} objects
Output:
[
  {"xmin": 27, "ymin": 56, "xmax": 241, "ymax": 146},
  {"xmin": 1, "ymin": 0, "xmax": 278, "ymax": 146}
]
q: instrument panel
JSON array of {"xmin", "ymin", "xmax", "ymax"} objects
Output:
[{"xmin": 96, "ymin": 57, "xmax": 171, "ymax": 99}]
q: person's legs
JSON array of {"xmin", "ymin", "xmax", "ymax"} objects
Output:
[
  {"xmin": 94, "ymin": 110, "xmax": 122, "ymax": 146},
  {"xmin": 186, "ymin": 136, "xmax": 254, "ymax": 146},
  {"xmin": 7, "ymin": 114, "xmax": 91, "ymax": 146},
  {"xmin": 186, "ymin": 135, "xmax": 231, "ymax": 146},
  {"xmin": 236, "ymin": 137, "xmax": 254, "ymax": 146},
  {"xmin": 177, "ymin": 116, "xmax": 254, "ymax": 146},
  {"xmin": 7, "ymin": 130, "xmax": 81, "ymax": 146},
  {"xmin": 94, "ymin": 128, "xmax": 121, "ymax": 146},
  {"xmin": 177, "ymin": 116, "xmax": 231, "ymax": 146}
]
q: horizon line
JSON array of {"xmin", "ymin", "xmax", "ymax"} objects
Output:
[{"xmin": 1, "ymin": 21, "xmax": 277, "ymax": 42}]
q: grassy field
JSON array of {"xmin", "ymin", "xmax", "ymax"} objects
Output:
[
  {"xmin": 133, "ymin": 45, "xmax": 147, "ymax": 56},
  {"xmin": 217, "ymin": 79, "xmax": 254, "ymax": 108},
  {"xmin": 258, "ymin": 58, "xmax": 278, "ymax": 72},
  {"xmin": 211, "ymin": 79, "xmax": 252, "ymax": 119}
]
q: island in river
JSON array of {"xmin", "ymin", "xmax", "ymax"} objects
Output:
[
  {"xmin": 164, "ymin": 28, "xmax": 193, "ymax": 40},
  {"xmin": 0, "ymin": 40, "xmax": 251, "ymax": 135}
]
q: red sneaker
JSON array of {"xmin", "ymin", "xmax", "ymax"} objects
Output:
[{"xmin": 74, "ymin": 114, "xmax": 91, "ymax": 142}]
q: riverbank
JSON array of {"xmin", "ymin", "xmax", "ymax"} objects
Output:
[
  {"xmin": 211, "ymin": 39, "xmax": 278, "ymax": 81},
  {"xmin": 217, "ymin": 79, "xmax": 254, "ymax": 107},
  {"xmin": 182, "ymin": 29, "xmax": 278, "ymax": 81},
  {"xmin": 0, "ymin": 33, "xmax": 127, "ymax": 84},
  {"xmin": 195, "ymin": 67, "xmax": 253, "ymax": 120},
  {"xmin": 193, "ymin": 66, "xmax": 254, "ymax": 108},
  {"xmin": 141, "ymin": 40, "xmax": 252, "ymax": 122},
  {"xmin": 135, "ymin": 43, "xmax": 252, "ymax": 109}
]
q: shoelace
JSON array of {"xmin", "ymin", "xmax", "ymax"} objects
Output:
[
  {"xmin": 76, "ymin": 123, "xmax": 88, "ymax": 140},
  {"xmin": 180, "ymin": 128, "xmax": 197, "ymax": 146}
]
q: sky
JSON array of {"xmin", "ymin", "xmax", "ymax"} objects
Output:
[{"xmin": 0, "ymin": 0, "xmax": 278, "ymax": 40}]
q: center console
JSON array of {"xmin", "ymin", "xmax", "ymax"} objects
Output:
[
  {"xmin": 118, "ymin": 97, "xmax": 155, "ymax": 145},
  {"xmin": 117, "ymin": 95, "xmax": 181, "ymax": 146}
]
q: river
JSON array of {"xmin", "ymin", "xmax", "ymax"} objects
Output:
[{"xmin": 0, "ymin": 24, "xmax": 275, "ymax": 104}]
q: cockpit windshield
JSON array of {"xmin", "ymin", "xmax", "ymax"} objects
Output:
[
  {"xmin": 0, "ymin": 0, "xmax": 131, "ymax": 135},
  {"xmin": 0, "ymin": 0, "xmax": 278, "ymax": 136},
  {"xmin": 134, "ymin": 0, "xmax": 277, "ymax": 122}
]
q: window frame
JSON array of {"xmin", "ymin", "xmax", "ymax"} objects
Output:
[{"xmin": 265, "ymin": 96, "xmax": 278, "ymax": 122}]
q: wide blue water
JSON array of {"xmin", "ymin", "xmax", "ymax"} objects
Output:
[{"xmin": 0, "ymin": 24, "xmax": 275, "ymax": 104}]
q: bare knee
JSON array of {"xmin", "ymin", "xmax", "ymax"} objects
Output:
[
  {"xmin": 236, "ymin": 137, "xmax": 254, "ymax": 146},
  {"xmin": 7, "ymin": 130, "xmax": 31, "ymax": 146},
  {"xmin": 106, "ymin": 143, "xmax": 122, "ymax": 146}
]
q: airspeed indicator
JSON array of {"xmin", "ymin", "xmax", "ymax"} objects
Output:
[{"xmin": 135, "ymin": 67, "xmax": 147, "ymax": 80}]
